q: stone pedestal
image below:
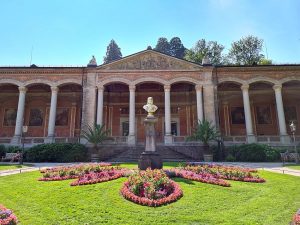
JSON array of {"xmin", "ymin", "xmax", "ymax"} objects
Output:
[{"xmin": 138, "ymin": 116, "xmax": 163, "ymax": 170}]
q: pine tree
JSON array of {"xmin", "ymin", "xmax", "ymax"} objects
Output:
[
  {"xmin": 154, "ymin": 37, "xmax": 171, "ymax": 55},
  {"xmin": 169, "ymin": 37, "xmax": 186, "ymax": 58},
  {"xmin": 103, "ymin": 39, "xmax": 122, "ymax": 64}
]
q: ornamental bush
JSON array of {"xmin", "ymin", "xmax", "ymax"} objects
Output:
[
  {"xmin": 0, "ymin": 145, "xmax": 5, "ymax": 158},
  {"xmin": 25, "ymin": 143, "xmax": 88, "ymax": 162},
  {"xmin": 226, "ymin": 143, "xmax": 281, "ymax": 162}
]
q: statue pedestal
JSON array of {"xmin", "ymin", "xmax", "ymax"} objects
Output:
[{"xmin": 138, "ymin": 116, "xmax": 162, "ymax": 170}]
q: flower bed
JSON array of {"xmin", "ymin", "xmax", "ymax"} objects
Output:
[
  {"xmin": 71, "ymin": 170, "xmax": 123, "ymax": 186},
  {"xmin": 0, "ymin": 205, "xmax": 18, "ymax": 225},
  {"xmin": 120, "ymin": 169, "xmax": 183, "ymax": 207},
  {"xmin": 292, "ymin": 209, "xmax": 300, "ymax": 225},
  {"xmin": 183, "ymin": 164, "xmax": 265, "ymax": 183},
  {"xmin": 172, "ymin": 169, "xmax": 230, "ymax": 187},
  {"xmin": 39, "ymin": 163, "xmax": 120, "ymax": 182}
]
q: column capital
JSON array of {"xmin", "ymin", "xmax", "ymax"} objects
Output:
[
  {"xmin": 164, "ymin": 84, "xmax": 171, "ymax": 91},
  {"xmin": 273, "ymin": 84, "xmax": 282, "ymax": 91},
  {"xmin": 129, "ymin": 85, "xmax": 136, "ymax": 91},
  {"xmin": 97, "ymin": 85, "xmax": 104, "ymax": 91},
  {"xmin": 241, "ymin": 84, "xmax": 249, "ymax": 91},
  {"xmin": 51, "ymin": 86, "xmax": 59, "ymax": 93},
  {"xmin": 18, "ymin": 86, "xmax": 27, "ymax": 93},
  {"xmin": 195, "ymin": 84, "xmax": 203, "ymax": 91}
]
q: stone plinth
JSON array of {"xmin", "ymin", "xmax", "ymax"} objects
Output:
[{"xmin": 138, "ymin": 116, "xmax": 162, "ymax": 170}]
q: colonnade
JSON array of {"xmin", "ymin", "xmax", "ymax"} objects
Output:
[{"xmin": 96, "ymin": 83, "xmax": 204, "ymax": 145}]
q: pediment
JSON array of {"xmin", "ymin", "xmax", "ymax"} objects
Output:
[{"xmin": 98, "ymin": 50, "xmax": 202, "ymax": 70}]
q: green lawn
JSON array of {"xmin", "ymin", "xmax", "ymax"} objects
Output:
[
  {"xmin": 285, "ymin": 164, "xmax": 300, "ymax": 170},
  {"xmin": 0, "ymin": 164, "xmax": 32, "ymax": 171},
  {"xmin": 0, "ymin": 164, "xmax": 299, "ymax": 225}
]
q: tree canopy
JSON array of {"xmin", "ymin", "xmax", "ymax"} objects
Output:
[
  {"xmin": 227, "ymin": 35, "xmax": 265, "ymax": 65},
  {"xmin": 103, "ymin": 39, "xmax": 122, "ymax": 64},
  {"xmin": 154, "ymin": 37, "xmax": 171, "ymax": 55},
  {"xmin": 169, "ymin": 37, "xmax": 186, "ymax": 58},
  {"xmin": 184, "ymin": 39, "xmax": 224, "ymax": 65}
]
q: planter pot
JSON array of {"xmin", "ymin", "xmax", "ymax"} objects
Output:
[{"xmin": 203, "ymin": 154, "xmax": 213, "ymax": 162}]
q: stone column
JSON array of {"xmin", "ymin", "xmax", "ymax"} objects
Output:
[
  {"xmin": 241, "ymin": 84, "xmax": 256, "ymax": 143},
  {"xmin": 203, "ymin": 83, "xmax": 216, "ymax": 126},
  {"xmin": 80, "ymin": 72, "xmax": 97, "ymax": 144},
  {"xmin": 45, "ymin": 86, "xmax": 59, "ymax": 143},
  {"xmin": 273, "ymin": 84, "xmax": 290, "ymax": 144},
  {"xmin": 96, "ymin": 85, "xmax": 104, "ymax": 126},
  {"xmin": 128, "ymin": 85, "xmax": 136, "ymax": 145},
  {"xmin": 164, "ymin": 84, "xmax": 172, "ymax": 144},
  {"xmin": 195, "ymin": 84, "xmax": 204, "ymax": 123},
  {"xmin": 11, "ymin": 86, "xmax": 27, "ymax": 145}
]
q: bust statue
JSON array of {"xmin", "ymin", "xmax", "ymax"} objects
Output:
[{"xmin": 143, "ymin": 97, "xmax": 158, "ymax": 117}]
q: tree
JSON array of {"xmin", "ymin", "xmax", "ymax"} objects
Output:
[
  {"xmin": 81, "ymin": 124, "xmax": 110, "ymax": 153},
  {"xmin": 184, "ymin": 39, "xmax": 224, "ymax": 65},
  {"xmin": 169, "ymin": 37, "xmax": 186, "ymax": 58},
  {"xmin": 259, "ymin": 58, "xmax": 272, "ymax": 65},
  {"xmin": 103, "ymin": 39, "xmax": 122, "ymax": 64},
  {"xmin": 227, "ymin": 35, "xmax": 264, "ymax": 65},
  {"xmin": 154, "ymin": 37, "xmax": 171, "ymax": 55}
]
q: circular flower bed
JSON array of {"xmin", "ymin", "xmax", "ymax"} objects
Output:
[
  {"xmin": 120, "ymin": 169, "xmax": 183, "ymax": 207},
  {"xmin": 0, "ymin": 205, "xmax": 18, "ymax": 225}
]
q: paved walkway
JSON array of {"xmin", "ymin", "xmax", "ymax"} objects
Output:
[{"xmin": 0, "ymin": 162, "xmax": 300, "ymax": 177}]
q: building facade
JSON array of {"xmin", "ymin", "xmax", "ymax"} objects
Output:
[{"xmin": 1, "ymin": 50, "xmax": 300, "ymax": 149}]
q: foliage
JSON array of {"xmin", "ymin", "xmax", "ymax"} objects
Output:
[
  {"xmin": 169, "ymin": 37, "xmax": 186, "ymax": 58},
  {"xmin": 187, "ymin": 119, "xmax": 219, "ymax": 145},
  {"xmin": 0, "ymin": 204, "xmax": 18, "ymax": 225},
  {"xmin": 227, "ymin": 35, "xmax": 265, "ymax": 65},
  {"xmin": 25, "ymin": 143, "xmax": 88, "ymax": 162},
  {"xmin": 259, "ymin": 58, "xmax": 273, "ymax": 65},
  {"xmin": 292, "ymin": 209, "xmax": 300, "ymax": 225},
  {"xmin": 0, "ymin": 165, "xmax": 299, "ymax": 224},
  {"xmin": 81, "ymin": 124, "xmax": 110, "ymax": 151},
  {"xmin": 6, "ymin": 146, "xmax": 22, "ymax": 153},
  {"xmin": 154, "ymin": 37, "xmax": 171, "ymax": 55},
  {"xmin": 226, "ymin": 144, "xmax": 281, "ymax": 162},
  {"xmin": 184, "ymin": 39, "xmax": 224, "ymax": 65},
  {"xmin": 103, "ymin": 39, "xmax": 122, "ymax": 64},
  {"xmin": 0, "ymin": 145, "xmax": 5, "ymax": 158}
]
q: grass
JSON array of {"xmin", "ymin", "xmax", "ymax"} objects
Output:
[
  {"xmin": 285, "ymin": 164, "xmax": 300, "ymax": 170},
  {"xmin": 0, "ymin": 163, "xmax": 300, "ymax": 225},
  {"xmin": 0, "ymin": 164, "xmax": 32, "ymax": 171}
]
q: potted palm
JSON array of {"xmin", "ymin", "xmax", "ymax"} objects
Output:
[
  {"xmin": 188, "ymin": 119, "xmax": 219, "ymax": 162},
  {"xmin": 81, "ymin": 124, "xmax": 110, "ymax": 160}
]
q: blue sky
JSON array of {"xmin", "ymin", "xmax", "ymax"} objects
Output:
[{"xmin": 0, "ymin": 0, "xmax": 299, "ymax": 66}]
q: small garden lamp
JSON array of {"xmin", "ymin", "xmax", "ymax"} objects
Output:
[{"xmin": 20, "ymin": 125, "xmax": 28, "ymax": 165}]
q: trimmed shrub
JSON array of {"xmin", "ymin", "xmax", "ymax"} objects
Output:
[
  {"xmin": 6, "ymin": 145, "xmax": 23, "ymax": 153},
  {"xmin": 226, "ymin": 143, "xmax": 281, "ymax": 162},
  {"xmin": 25, "ymin": 143, "xmax": 88, "ymax": 162},
  {"xmin": 0, "ymin": 145, "xmax": 6, "ymax": 158}
]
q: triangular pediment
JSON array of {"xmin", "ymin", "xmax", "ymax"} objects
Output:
[{"xmin": 98, "ymin": 50, "xmax": 202, "ymax": 70}]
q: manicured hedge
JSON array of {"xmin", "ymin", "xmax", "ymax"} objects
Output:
[
  {"xmin": 25, "ymin": 143, "xmax": 88, "ymax": 162},
  {"xmin": 225, "ymin": 143, "xmax": 281, "ymax": 162},
  {"xmin": 0, "ymin": 145, "xmax": 6, "ymax": 158}
]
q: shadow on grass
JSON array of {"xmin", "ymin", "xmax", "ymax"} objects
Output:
[{"xmin": 172, "ymin": 177, "xmax": 196, "ymax": 185}]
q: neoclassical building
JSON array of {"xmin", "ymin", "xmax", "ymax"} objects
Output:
[{"xmin": 1, "ymin": 50, "xmax": 300, "ymax": 153}]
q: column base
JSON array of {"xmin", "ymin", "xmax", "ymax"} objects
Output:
[
  {"xmin": 127, "ymin": 135, "xmax": 136, "ymax": 146},
  {"xmin": 164, "ymin": 135, "xmax": 173, "ymax": 145},
  {"xmin": 280, "ymin": 135, "xmax": 291, "ymax": 144},
  {"xmin": 10, "ymin": 135, "xmax": 21, "ymax": 145},
  {"xmin": 44, "ymin": 136, "xmax": 55, "ymax": 144},
  {"xmin": 246, "ymin": 135, "xmax": 256, "ymax": 143}
]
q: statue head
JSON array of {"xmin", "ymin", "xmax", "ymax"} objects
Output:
[{"xmin": 147, "ymin": 97, "xmax": 153, "ymax": 105}]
